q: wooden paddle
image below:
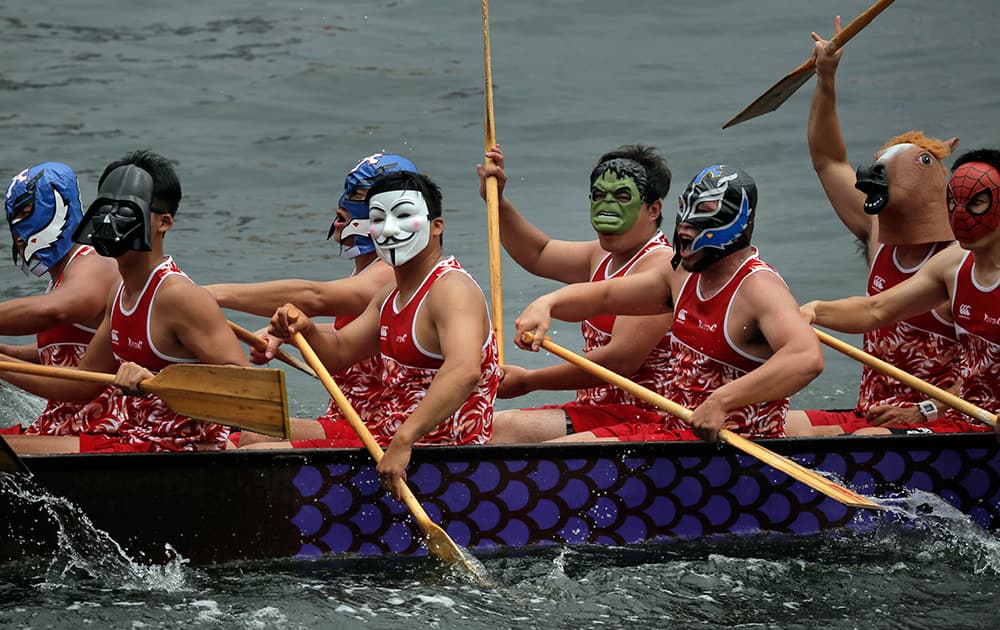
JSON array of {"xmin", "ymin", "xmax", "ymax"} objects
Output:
[
  {"xmin": 227, "ymin": 320, "xmax": 317, "ymax": 379},
  {"xmin": 722, "ymin": 0, "xmax": 896, "ymax": 129},
  {"xmin": 814, "ymin": 327, "xmax": 998, "ymax": 427},
  {"xmin": 0, "ymin": 360, "xmax": 290, "ymax": 438},
  {"xmin": 289, "ymin": 319, "xmax": 491, "ymax": 585},
  {"xmin": 0, "ymin": 434, "xmax": 29, "ymax": 475},
  {"xmin": 482, "ymin": 0, "xmax": 504, "ymax": 364},
  {"xmin": 523, "ymin": 332, "xmax": 884, "ymax": 511}
]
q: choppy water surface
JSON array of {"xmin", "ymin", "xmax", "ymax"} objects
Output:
[
  {"xmin": 2, "ymin": 0, "xmax": 1000, "ymax": 626},
  {"xmin": 2, "ymin": 476, "xmax": 1000, "ymax": 629}
]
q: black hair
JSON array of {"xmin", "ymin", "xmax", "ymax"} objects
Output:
[
  {"xmin": 99, "ymin": 150, "xmax": 182, "ymax": 215},
  {"xmin": 365, "ymin": 170, "xmax": 443, "ymax": 219},
  {"xmin": 590, "ymin": 144, "xmax": 671, "ymax": 226},
  {"xmin": 952, "ymin": 149, "xmax": 1000, "ymax": 173}
]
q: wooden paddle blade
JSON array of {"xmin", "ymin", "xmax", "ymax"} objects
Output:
[
  {"xmin": 0, "ymin": 435, "xmax": 29, "ymax": 475},
  {"xmin": 723, "ymin": 0, "xmax": 897, "ymax": 128},
  {"xmin": 722, "ymin": 63, "xmax": 815, "ymax": 129},
  {"xmin": 421, "ymin": 519, "xmax": 493, "ymax": 587},
  {"xmin": 147, "ymin": 365, "xmax": 290, "ymax": 438}
]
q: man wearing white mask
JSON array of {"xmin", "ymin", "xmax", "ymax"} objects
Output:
[{"xmin": 264, "ymin": 171, "xmax": 500, "ymax": 499}]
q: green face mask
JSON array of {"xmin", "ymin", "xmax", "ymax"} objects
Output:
[{"xmin": 590, "ymin": 171, "xmax": 644, "ymax": 234}]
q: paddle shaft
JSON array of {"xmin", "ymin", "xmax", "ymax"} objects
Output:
[
  {"xmin": 524, "ymin": 332, "xmax": 882, "ymax": 510},
  {"xmin": 815, "ymin": 328, "xmax": 997, "ymax": 426},
  {"xmin": 227, "ymin": 320, "xmax": 317, "ymax": 378},
  {"xmin": 482, "ymin": 0, "xmax": 504, "ymax": 364}
]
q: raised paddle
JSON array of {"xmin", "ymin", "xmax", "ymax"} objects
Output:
[
  {"xmin": 722, "ymin": 0, "xmax": 896, "ymax": 129},
  {"xmin": 482, "ymin": 0, "xmax": 504, "ymax": 364},
  {"xmin": 0, "ymin": 360, "xmax": 290, "ymax": 438},
  {"xmin": 289, "ymin": 317, "xmax": 491, "ymax": 585},
  {"xmin": 814, "ymin": 327, "xmax": 998, "ymax": 427},
  {"xmin": 227, "ymin": 320, "xmax": 317, "ymax": 379},
  {"xmin": 522, "ymin": 332, "xmax": 884, "ymax": 511}
]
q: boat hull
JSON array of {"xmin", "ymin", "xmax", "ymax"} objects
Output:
[{"xmin": 2, "ymin": 433, "xmax": 998, "ymax": 564}]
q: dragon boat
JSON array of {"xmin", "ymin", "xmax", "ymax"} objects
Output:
[{"xmin": 2, "ymin": 432, "xmax": 999, "ymax": 566}]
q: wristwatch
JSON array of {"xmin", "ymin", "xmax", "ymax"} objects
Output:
[{"xmin": 917, "ymin": 399, "xmax": 939, "ymax": 422}]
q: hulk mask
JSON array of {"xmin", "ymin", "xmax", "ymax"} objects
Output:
[{"xmin": 590, "ymin": 169, "xmax": 644, "ymax": 234}]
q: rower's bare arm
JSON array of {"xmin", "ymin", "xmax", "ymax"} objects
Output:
[
  {"xmin": 809, "ymin": 246, "xmax": 960, "ymax": 333},
  {"xmin": 273, "ymin": 287, "xmax": 385, "ymax": 373},
  {"xmin": 477, "ymin": 144, "xmax": 601, "ymax": 283},
  {"xmin": 0, "ymin": 342, "xmax": 40, "ymax": 363},
  {"xmin": 807, "ymin": 17, "xmax": 876, "ymax": 249},
  {"xmin": 161, "ymin": 280, "xmax": 249, "ymax": 367},
  {"xmin": 0, "ymin": 254, "xmax": 115, "ymax": 335},
  {"xmin": 207, "ymin": 264, "xmax": 393, "ymax": 318},
  {"xmin": 515, "ymin": 269, "xmax": 672, "ymax": 351},
  {"xmin": 0, "ymin": 312, "xmax": 118, "ymax": 403},
  {"xmin": 713, "ymin": 274, "xmax": 824, "ymax": 412}
]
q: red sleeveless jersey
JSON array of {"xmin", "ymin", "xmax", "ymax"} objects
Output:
[
  {"xmin": 315, "ymin": 313, "xmax": 383, "ymax": 425},
  {"xmin": 106, "ymin": 257, "xmax": 230, "ymax": 450},
  {"xmin": 26, "ymin": 246, "xmax": 126, "ymax": 435},
  {"xmin": 372, "ymin": 257, "xmax": 499, "ymax": 445},
  {"xmin": 667, "ymin": 250, "xmax": 788, "ymax": 437},
  {"xmin": 950, "ymin": 251, "xmax": 1000, "ymax": 425},
  {"xmin": 576, "ymin": 232, "xmax": 673, "ymax": 409},
  {"xmin": 858, "ymin": 244, "xmax": 961, "ymax": 410}
]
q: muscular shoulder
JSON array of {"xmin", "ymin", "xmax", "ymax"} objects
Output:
[
  {"xmin": 427, "ymin": 270, "xmax": 487, "ymax": 314},
  {"xmin": 61, "ymin": 252, "xmax": 118, "ymax": 290},
  {"xmin": 154, "ymin": 273, "xmax": 218, "ymax": 316}
]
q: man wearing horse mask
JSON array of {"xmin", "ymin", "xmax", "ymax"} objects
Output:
[
  {"xmin": 803, "ymin": 149, "xmax": 1000, "ymax": 436},
  {"xmin": 0, "ymin": 150, "xmax": 250, "ymax": 453},
  {"xmin": 515, "ymin": 165, "xmax": 823, "ymax": 443},
  {"xmin": 788, "ymin": 17, "xmax": 963, "ymax": 436}
]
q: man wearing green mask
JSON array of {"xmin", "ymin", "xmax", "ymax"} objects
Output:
[{"xmin": 476, "ymin": 144, "xmax": 676, "ymax": 442}]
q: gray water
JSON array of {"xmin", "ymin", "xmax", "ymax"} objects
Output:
[{"xmin": 2, "ymin": 0, "xmax": 1000, "ymax": 626}]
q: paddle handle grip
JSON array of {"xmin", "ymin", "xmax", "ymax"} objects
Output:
[
  {"xmin": 827, "ymin": 0, "xmax": 896, "ymax": 52},
  {"xmin": 227, "ymin": 320, "xmax": 317, "ymax": 378},
  {"xmin": 815, "ymin": 328, "xmax": 997, "ymax": 426}
]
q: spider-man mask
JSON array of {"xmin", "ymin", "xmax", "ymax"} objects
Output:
[{"xmin": 948, "ymin": 161, "xmax": 1000, "ymax": 244}]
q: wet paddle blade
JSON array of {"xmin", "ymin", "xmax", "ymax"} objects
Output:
[
  {"xmin": 720, "ymin": 430, "xmax": 883, "ymax": 510},
  {"xmin": 722, "ymin": 65, "xmax": 815, "ymax": 129},
  {"xmin": 0, "ymin": 435, "xmax": 29, "ymax": 474},
  {"xmin": 147, "ymin": 364, "xmax": 290, "ymax": 438},
  {"xmin": 421, "ymin": 518, "xmax": 493, "ymax": 587}
]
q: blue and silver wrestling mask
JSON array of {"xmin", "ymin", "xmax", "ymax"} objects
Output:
[
  {"xmin": 4, "ymin": 162, "xmax": 83, "ymax": 277},
  {"xmin": 329, "ymin": 153, "xmax": 418, "ymax": 258},
  {"xmin": 73, "ymin": 165, "xmax": 155, "ymax": 259},
  {"xmin": 672, "ymin": 165, "xmax": 757, "ymax": 272}
]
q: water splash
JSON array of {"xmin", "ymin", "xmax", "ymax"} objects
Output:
[{"xmin": 0, "ymin": 473, "xmax": 190, "ymax": 591}]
